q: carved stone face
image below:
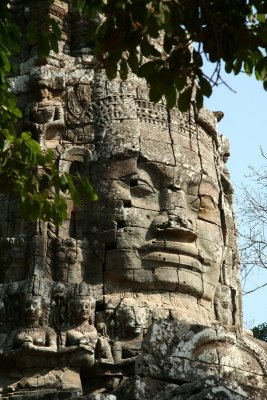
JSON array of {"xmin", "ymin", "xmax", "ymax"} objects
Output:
[
  {"xmin": 38, "ymin": 86, "xmax": 49, "ymax": 100},
  {"xmin": 90, "ymin": 118, "xmax": 229, "ymax": 307},
  {"xmin": 116, "ymin": 304, "xmax": 148, "ymax": 337},
  {"xmin": 72, "ymin": 298, "xmax": 91, "ymax": 324},
  {"xmin": 24, "ymin": 296, "xmax": 42, "ymax": 322}
]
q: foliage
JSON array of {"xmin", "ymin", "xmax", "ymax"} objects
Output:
[
  {"xmin": 2, "ymin": 0, "xmax": 267, "ymax": 224},
  {"xmin": 0, "ymin": 0, "xmax": 97, "ymax": 226},
  {"xmin": 252, "ymin": 322, "xmax": 267, "ymax": 342},
  {"xmin": 75, "ymin": 0, "xmax": 267, "ymax": 110}
]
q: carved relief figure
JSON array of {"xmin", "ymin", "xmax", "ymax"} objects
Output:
[
  {"xmin": 62, "ymin": 294, "xmax": 114, "ymax": 369},
  {"xmin": 8, "ymin": 295, "xmax": 57, "ymax": 369},
  {"xmin": 4, "ymin": 294, "xmax": 63, "ymax": 393},
  {"xmin": 65, "ymin": 77, "xmax": 94, "ymax": 145},
  {"xmin": 61, "ymin": 295, "xmax": 98, "ymax": 368},
  {"xmin": 111, "ymin": 298, "xmax": 148, "ymax": 369},
  {"xmin": 24, "ymin": 81, "xmax": 64, "ymax": 149}
]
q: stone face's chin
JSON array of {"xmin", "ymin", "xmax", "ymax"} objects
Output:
[{"xmin": 78, "ymin": 313, "xmax": 89, "ymax": 322}]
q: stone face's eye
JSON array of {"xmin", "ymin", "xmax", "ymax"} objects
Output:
[
  {"xmin": 130, "ymin": 180, "xmax": 155, "ymax": 197},
  {"xmin": 131, "ymin": 185, "xmax": 154, "ymax": 197},
  {"xmin": 198, "ymin": 194, "xmax": 221, "ymax": 225},
  {"xmin": 130, "ymin": 179, "xmax": 139, "ymax": 187},
  {"xmin": 189, "ymin": 196, "xmax": 200, "ymax": 210}
]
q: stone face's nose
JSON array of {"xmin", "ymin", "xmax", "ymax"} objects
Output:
[
  {"xmin": 168, "ymin": 214, "xmax": 192, "ymax": 230},
  {"xmin": 150, "ymin": 212, "xmax": 198, "ymax": 241},
  {"xmin": 165, "ymin": 213, "xmax": 198, "ymax": 241},
  {"xmin": 150, "ymin": 212, "xmax": 169, "ymax": 232}
]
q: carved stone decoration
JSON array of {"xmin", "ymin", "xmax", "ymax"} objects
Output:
[
  {"xmin": 1, "ymin": 2, "xmax": 267, "ymax": 399},
  {"xmin": 2, "ymin": 279, "xmax": 82, "ymax": 398},
  {"xmin": 132, "ymin": 320, "xmax": 267, "ymax": 399},
  {"xmin": 24, "ymin": 77, "xmax": 64, "ymax": 150}
]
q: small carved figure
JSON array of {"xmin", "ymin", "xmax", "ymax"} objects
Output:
[
  {"xmin": 5, "ymin": 294, "xmax": 60, "ymax": 393},
  {"xmin": 55, "ymin": 238, "xmax": 83, "ymax": 283},
  {"xmin": 112, "ymin": 299, "xmax": 148, "ymax": 368},
  {"xmin": 93, "ymin": 324, "xmax": 114, "ymax": 372},
  {"xmin": 25, "ymin": 83, "xmax": 64, "ymax": 149},
  {"xmin": 8, "ymin": 295, "xmax": 57, "ymax": 368},
  {"xmin": 61, "ymin": 296, "xmax": 98, "ymax": 368},
  {"xmin": 65, "ymin": 79, "xmax": 94, "ymax": 144}
]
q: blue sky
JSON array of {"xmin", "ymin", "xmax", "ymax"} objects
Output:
[{"xmin": 204, "ymin": 65, "xmax": 267, "ymax": 328}]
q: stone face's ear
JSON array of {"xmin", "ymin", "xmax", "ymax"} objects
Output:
[{"xmin": 195, "ymin": 107, "xmax": 219, "ymax": 143}]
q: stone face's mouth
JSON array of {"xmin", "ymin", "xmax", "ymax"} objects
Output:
[
  {"xmin": 80, "ymin": 312, "xmax": 89, "ymax": 319},
  {"xmin": 139, "ymin": 241, "xmax": 202, "ymax": 274}
]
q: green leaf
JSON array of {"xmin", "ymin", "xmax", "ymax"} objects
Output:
[
  {"xmin": 257, "ymin": 13, "xmax": 266, "ymax": 23},
  {"xmin": 193, "ymin": 49, "xmax": 203, "ymax": 67},
  {"xmin": 2, "ymin": 140, "xmax": 11, "ymax": 152},
  {"xmin": 165, "ymin": 84, "xmax": 177, "ymax": 109},
  {"xmin": 49, "ymin": 32, "xmax": 59, "ymax": 53},
  {"xmin": 26, "ymin": 20, "xmax": 38, "ymax": 45},
  {"xmin": 244, "ymin": 56, "xmax": 254, "ymax": 76},
  {"xmin": 37, "ymin": 37, "xmax": 50, "ymax": 57},
  {"xmin": 105, "ymin": 55, "xmax": 118, "ymax": 80},
  {"xmin": 127, "ymin": 50, "xmax": 139, "ymax": 73},
  {"xmin": 233, "ymin": 59, "xmax": 242, "ymax": 75},
  {"xmin": 255, "ymin": 56, "xmax": 267, "ymax": 80},
  {"xmin": 141, "ymin": 37, "xmax": 161, "ymax": 57},
  {"xmin": 12, "ymin": 106, "xmax": 22, "ymax": 118},
  {"xmin": 60, "ymin": 172, "xmax": 69, "ymax": 188},
  {"xmin": 149, "ymin": 85, "xmax": 162, "ymax": 103},
  {"xmin": 225, "ymin": 62, "xmax": 233, "ymax": 74},
  {"xmin": 50, "ymin": 18, "xmax": 61, "ymax": 40},
  {"xmin": 76, "ymin": 176, "xmax": 98, "ymax": 201},
  {"xmin": 138, "ymin": 60, "xmax": 164, "ymax": 79},
  {"xmin": 26, "ymin": 138, "xmax": 41, "ymax": 153},
  {"xmin": 29, "ymin": 199, "xmax": 42, "ymax": 221},
  {"xmin": 174, "ymin": 75, "xmax": 187, "ymax": 91},
  {"xmin": 178, "ymin": 88, "xmax": 192, "ymax": 112},
  {"xmin": 21, "ymin": 132, "xmax": 32, "ymax": 141},
  {"xmin": 195, "ymin": 88, "xmax": 204, "ymax": 109},
  {"xmin": 198, "ymin": 76, "xmax": 212, "ymax": 97},
  {"xmin": 65, "ymin": 174, "xmax": 80, "ymax": 205}
]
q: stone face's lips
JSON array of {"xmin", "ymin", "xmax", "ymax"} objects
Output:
[
  {"xmin": 140, "ymin": 241, "xmax": 199, "ymax": 257},
  {"xmin": 139, "ymin": 241, "xmax": 202, "ymax": 273}
]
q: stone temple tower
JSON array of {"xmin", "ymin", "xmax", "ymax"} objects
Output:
[{"xmin": 1, "ymin": 1, "xmax": 267, "ymax": 399}]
